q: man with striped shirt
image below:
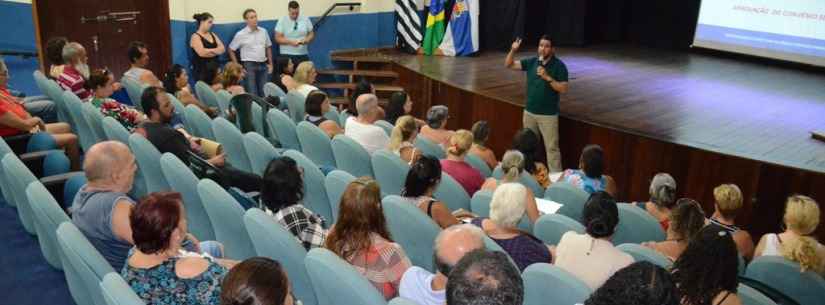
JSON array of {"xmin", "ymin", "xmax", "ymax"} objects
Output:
[{"xmin": 57, "ymin": 42, "xmax": 92, "ymax": 99}]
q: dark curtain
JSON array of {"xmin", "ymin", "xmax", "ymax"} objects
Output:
[{"xmin": 478, "ymin": 0, "xmax": 527, "ymax": 51}]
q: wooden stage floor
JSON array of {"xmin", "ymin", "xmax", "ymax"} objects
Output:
[{"xmin": 381, "ymin": 45, "xmax": 825, "ymax": 174}]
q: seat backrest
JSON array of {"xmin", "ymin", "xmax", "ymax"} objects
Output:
[
  {"xmin": 465, "ymin": 154, "xmax": 492, "ymax": 177},
  {"xmin": 371, "ymin": 150, "xmax": 410, "ymax": 196},
  {"xmin": 545, "ymin": 182, "xmax": 589, "ymax": 223},
  {"xmin": 3, "ymin": 154, "xmax": 39, "ymax": 234},
  {"xmin": 128, "ymin": 134, "xmax": 171, "ymax": 194},
  {"xmin": 388, "ymin": 298, "xmax": 418, "ymax": 305},
  {"xmin": 323, "ymin": 107, "xmax": 341, "ymax": 126},
  {"xmin": 522, "ymin": 263, "xmax": 592, "ymax": 305},
  {"xmin": 285, "ymin": 91, "xmax": 306, "ymax": 123},
  {"xmin": 433, "ymin": 172, "xmax": 471, "ymax": 211},
  {"xmin": 382, "ymin": 195, "xmax": 441, "ymax": 272},
  {"xmin": 100, "ymin": 272, "xmax": 146, "ymax": 305},
  {"xmin": 264, "ymin": 82, "xmax": 286, "ymax": 98},
  {"xmin": 43, "ymin": 150, "xmax": 71, "ymax": 177},
  {"xmin": 82, "ymin": 102, "xmax": 108, "ymax": 142},
  {"xmin": 616, "ymin": 243, "xmax": 671, "ymax": 268},
  {"xmin": 56, "ymin": 222, "xmax": 116, "ymax": 305},
  {"xmin": 613, "ymin": 204, "xmax": 666, "ymax": 244},
  {"xmin": 64, "ymin": 173, "xmax": 87, "ymax": 207},
  {"xmin": 745, "ymin": 256, "xmax": 825, "ymax": 305},
  {"xmin": 160, "ymin": 153, "xmax": 215, "ymax": 240},
  {"xmin": 533, "ymin": 213, "xmax": 585, "ymax": 245},
  {"xmin": 414, "ymin": 137, "xmax": 446, "ymax": 159},
  {"xmin": 216, "ymin": 89, "xmax": 232, "ymax": 114},
  {"xmin": 374, "ymin": 120, "xmax": 393, "ymax": 137},
  {"xmin": 492, "ymin": 165, "xmax": 545, "ymax": 198},
  {"xmin": 184, "ymin": 104, "xmax": 215, "ymax": 140},
  {"xmin": 196, "ymin": 178, "xmax": 256, "ymax": 260},
  {"xmin": 243, "ymin": 132, "xmax": 280, "ymax": 176},
  {"xmin": 304, "ymin": 248, "xmax": 388, "ymax": 305},
  {"xmin": 469, "ymin": 189, "xmax": 532, "ymax": 232},
  {"xmin": 283, "ymin": 150, "xmax": 333, "ymax": 224},
  {"xmin": 212, "ymin": 117, "xmax": 253, "ymax": 172},
  {"xmin": 120, "ymin": 77, "xmax": 144, "ymax": 112},
  {"xmin": 737, "ymin": 283, "xmax": 778, "ymax": 305},
  {"xmin": 331, "ymin": 134, "xmax": 374, "ymax": 178},
  {"xmin": 166, "ymin": 93, "xmax": 188, "ymax": 128},
  {"xmin": 63, "ymin": 90, "xmax": 98, "ymax": 151},
  {"xmin": 243, "ymin": 208, "xmax": 317, "ymax": 305},
  {"xmin": 102, "ymin": 116, "xmax": 131, "ymax": 144},
  {"xmin": 296, "ymin": 121, "xmax": 337, "ymax": 168},
  {"xmin": 324, "ymin": 170, "xmax": 356, "ymax": 223},
  {"xmin": 267, "ymin": 108, "xmax": 301, "ymax": 150},
  {"xmin": 27, "ymin": 181, "xmax": 70, "ymax": 269},
  {"xmin": 195, "ymin": 81, "xmax": 220, "ymax": 109}
]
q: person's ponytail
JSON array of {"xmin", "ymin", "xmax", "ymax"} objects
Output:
[{"xmin": 782, "ymin": 236, "xmax": 823, "ymax": 273}]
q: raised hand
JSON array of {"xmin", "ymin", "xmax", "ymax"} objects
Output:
[{"xmin": 511, "ymin": 38, "xmax": 523, "ymax": 52}]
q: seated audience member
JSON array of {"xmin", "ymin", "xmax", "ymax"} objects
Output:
[
  {"xmin": 471, "ymin": 183, "xmax": 552, "ymax": 271},
  {"xmin": 399, "ymin": 224, "xmax": 485, "ymax": 305},
  {"xmin": 304, "ymin": 90, "xmax": 342, "ymax": 138},
  {"xmin": 162, "ymin": 64, "xmax": 218, "ymax": 117},
  {"xmin": 138, "ymin": 87, "xmax": 261, "ymax": 192},
  {"xmin": 511, "ymin": 128, "xmax": 551, "ymax": 189},
  {"xmin": 634, "ymin": 173, "xmax": 677, "ymax": 231},
  {"xmin": 344, "ymin": 79, "xmax": 375, "ymax": 117},
  {"xmin": 446, "ymin": 249, "xmax": 524, "ymax": 305},
  {"xmin": 672, "ymin": 226, "xmax": 742, "ymax": 305},
  {"xmin": 402, "ymin": 155, "xmax": 462, "ymax": 228},
  {"xmin": 325, "ymin": 177, "xmax": 412, "ymax": 300},
  {"xmin": 271, "ymin": 57, "xmax": 294, "ymax": 94},
  {"xmin": 85, "ymin": 69, "xmax": 146, "ymax": 131},
  {"xmin": 123, "ymin": 41, "xmax": 162, "ymax": 87},
  {"xmin": 480, "ymin": 150, "xmax": 540, "ymax": 223},
  {"xmin": 220, "ymin": 257, "xmax": 294, "ymax": 305},
  {"xmin": 583, "ymin": 261, "xmax": 680, "ymax": 305},
  {"xmin": 210, "ymin": 67, "xmax": 225, "ymax": 92},
  {"xmin": 555, "ymin": 144, "xmax": 618, "ymax": 196},
  {"xmin": 385, "ymin": 91, "xmax": 424, "ymax": 126},
  {"xmin": 123, "ymin": 192, "xmax": 235, "ymax": 305},
  {"xmin": 70, "ymin": 141, "xmax": 138, "ymax": 270},
  {"xmin": 222, "ymin": 62, "xmax": 247, "ymax": 96},
  {"xmin": 388, "ymin": 115, "xmax": 421, "ymax": 164},
  {"xmin": 707, "ymin": 184, "xmax": 754, "ymax": 260},
  {"xmin": 420, "ymin": 105, "xmax": 455, "ymax": 147},
  {"xmin": 642, "ymin": 198, "xmax": 706, "ymax": 262},
  {"xmin": 285, "ymin": 61, "xmax": 319, "ymax": 97},
  {"xmin": 754, "ymin": 195, "xmax": 825, "ymax": 274},
  {"xmin": 441, "ymin": 130, "xmax": 485, "ymax": 196},
  {"xmin": 344, "ymin": 94, "xmax": 390, "ymax": 154},
  {"xmin": 469, "ymin": 121, "xmax": 498, "ymax": 170},
  {"xmin": 58, "ymin": 42, "xmax": 92, "ymax": 99},
  {"xmin": 2, "ymin": 57, "xmax": 57, "ymax": 123},
  {"xmin": 0, "ymin": 59, "xmax": 80, "ymax": 169},
  {"xmin": 46, "ymin": 36, "xmax": 68, "ymax": 79},
  {"xmin": 554, "ymin": 191, "xmax": 634, "ymax": 289},
  {"xmin": 260, "ymin": 156, "xmax": 327, "ymax": 250}
]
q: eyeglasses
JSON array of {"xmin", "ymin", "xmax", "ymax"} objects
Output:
[{"xmin": 293, "ymin": 22, "xmax": 298, "ymax": 31}]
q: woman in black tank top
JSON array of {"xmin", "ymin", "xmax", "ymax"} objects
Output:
[{"xmin": 190, "ymin": 13, "xmax": 226, "ymax": 84}]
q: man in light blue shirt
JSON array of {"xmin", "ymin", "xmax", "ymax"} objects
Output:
[
  {"xmin": 274, "ymin": 1, "xmax": 315, "ymax": 66},
  {"xmin": 229, "ymin": 8, "xmax": 273, "ymax": 97}
]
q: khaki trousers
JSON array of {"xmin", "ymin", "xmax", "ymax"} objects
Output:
[{"xmin": 523, "ymin": 111, "xmax": 561, "ymax": 173}]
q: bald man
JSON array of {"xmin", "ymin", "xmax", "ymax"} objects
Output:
[
  {"xmin": 344, "ymin": 93, "xmax": 390, "ymax": 154},
  {"xmin": 399, "ymin": 224, "xmax": 486, "ymax": 305},
  {"xmin": 70, "ymin": 141, "xmax": 137, "ymax": 270}
]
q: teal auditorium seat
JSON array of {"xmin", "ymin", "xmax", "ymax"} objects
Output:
[
  {"xmin": 465, "ymin": 153, "xmax": 492, "ymax": 177},
  {"xmin": 617, "ymin": 243, "xmax": 671, "ymax": 268},
  {"xmin": 374, "ymin": 120, "xmax": 394, "ymax": 137},
  {"xmin": 129, "ymin": 134, "xmax": 170, "ymax": 194},
  {"xmin": 215, "ymin": 90, "xmax": 232, "ymax": 115},
  {"xmin": 414, "ymin": 137, "xmax": 445, "ymax": 159},
  {"xmin": 63, "ymin": 173, "xmax": 87, "ymax": 206},
  {"xmin": 285, "ymin": 91, "xmax": 306, "ymax": 123},
  {"xmin": 197, "ymin": 179, "xmax": 256, "ymax": 260},
  {"xmin": 331, "ymin": 134, "xmax": 374, "ymax": 178},
  {"xmin": 102, "ymin": 116, "xmax": 131, "ymax": 144},
  {"xmin": 296, "ymin": 121, "xmax": 336, "ymax": 168},
  {"xmin": 737, "ymin": 283, "xmax": 777, "ymax": 305},
  {"xmin": 382, "ymin": 195, "xmax": 441, "ymax": 272},
  {"xmin": 283, "ymin": 150, "xmax": 333, "ymax": 225},
  {"xmin": 57, "ymin": 222, "xmax": 116, "ymax": 305},
  {"xmin": 324, "ymin": 107, "xmax": 342, "ymax": 126},
  {"xmin": 243, "ymin": 132, "xmax": 281, "ymax": 176},
  {"xmin": 533, "ymin": 213, "xmax": 585, "ymax": 245},
  {"xmin": 82, "ymin": 102, "xmax": 107, "ymax": 142},
  {"xmin": 433, "ymin": 172, "xmax": 471, "ymax": 211},
  {"xmin": 33, "ymin": 70, "xmax": 70, "ymax": 124},
  {"xmin": 166, "ymin": 93, "xmax": 188, "ymax": 128},
  {"xmin": 744, "ymin": 256, "xmax": 825, "ymax": 305},
  {"xmin": 183, "ymin": 104, "xmax": 215, "ymax": 140},
  {"xmin": 100, "ymin": 272, "xmax": 146, "ymax": 305},
  {"xmin": 324, "ymin": 170, "xmax": 356, "ymax": 223},
  {"xmin": 371, "ymin": 150, "xmax": 410, "ymax": 196},
  {"xmin": 63, "ymin": 91, "xmax": 98, "ymax": 152},
  {"xmin": 121, "ymin": 77, "xmax": 144, "ymax": 112},
  {"xmin": 3, "ymin": 154, "xmax": 40, "ymax": 234},
  {"xmin": 388, "ymin": 298, "xmax": 418, "ymax": 305},
  {"xmin": 522, "ymin": 263, "xmax": 592, "ymax": 305},
  {"xmin": 305, "ymin": 248, "xmax": 388, "ymax": 305},
  {"xmin": 212, "ymin": 117, "xmax": 253, "ymax": 172},
  {"xmin": 195, "ymin": 81, "xmax": 220, "ymax": 109},
  {"xmin": 267, "ymin": 108, "xmax": 302, "ymax": 150},
  {"xmin": 492, "ymin": 165, "xmax": 545, "ymax": 198},
  {"xmin": 613, "ymin": 204, "xmax": 666, "ymax": 244},
  {"xmin": 545, "ymin": 182, "xmax": 589, "ymax": 223},
  {"xmin": 27, "ymin": 181, "xmax": 70, "ymax": 270},
  {"xmin": 264, "ymin": 82, "xmax": 287, "ymax": 99},
  {"xmin": 243, "ymin": 208, "xmax": 317, "ymax": 305},
  {"xmin": 160, "ymin": 153, "xmax": 215, "ymax": 240}
]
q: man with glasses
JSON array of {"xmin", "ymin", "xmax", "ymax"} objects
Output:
[{"xmin": 274, "ymin": 1, "xmax": 314, "ymax": 66}]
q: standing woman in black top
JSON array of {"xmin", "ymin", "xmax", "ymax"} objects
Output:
[{"xmin": 190, "ymin": 13, "xmax": 226, "ymax": 84}]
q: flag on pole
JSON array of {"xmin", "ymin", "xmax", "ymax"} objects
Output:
[
  {"xmin": 395, "ymin": 0, "xmax": 424, "ymax": 54},
  {"xmin": 438, "ymin": 0, "xmax": 479, "ymax": 56},
  {"xmin": 422, "ymin": 0, "xmax": 447, "ymax": 55}
]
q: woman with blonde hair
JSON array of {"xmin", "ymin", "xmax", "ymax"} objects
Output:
[
  {"xmin": 440, "ymin": 130, "xmax": 485, "ymax": 196},
  {"xmin": 325, "ymin": 177, "xmax": 412, "ymax": 299},
  {"xmin": 284, "ymin": 61, "xmax": 319, "ymax": 97},
  {"xmin": 388, "ymin": 115, "xmax": 420, "ymax": 164},
  {"xmin": 481, "ymin": 150, "xmax": 541, "ymax": 223},
  {"xmin": 222, "ymin": 62, "xmax": 246, "ymax": 95},
  {"xmin": 708, "ymin": 184, "xmax": 754, "ymax": 260},
  {"xmin": 754, "ymin": 195, "xmax": 825, "ymax": 274}
]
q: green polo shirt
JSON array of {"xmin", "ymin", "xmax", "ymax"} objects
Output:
[{"xmin": 520, "ymin": 56, "xmax": 568, "ymax": 116}]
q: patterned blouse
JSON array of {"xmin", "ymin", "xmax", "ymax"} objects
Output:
[
  {"xmin": 264, "ymin": 203, "xmax": 328, "ymax": 250},
  {"xmin": 88, "ymin": 97, "xmax": 143, "ymax": 131},
  {"xmin": 346, "ymin": 233, "xmax": 412, "ymax": 300},
  {"xmin": 121, "ymin": 255, "xmax": 227, "ymax": 305},
  {"xmin": 561, "ymin": 169, "xmax": 607, "ymax": 194}
]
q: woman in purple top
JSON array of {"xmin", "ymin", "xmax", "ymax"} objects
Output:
[
  {"xmin": 471, "ymin": 183, "xmax": 552, "ymax": 271},
  {"xmin": 440, "ymin": 130, "xmax": 486, "ymax": 196}
]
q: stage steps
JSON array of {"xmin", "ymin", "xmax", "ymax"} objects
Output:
[{"xmin": 315, "ymin": 48, "xmax": 400, "ymax": 111}]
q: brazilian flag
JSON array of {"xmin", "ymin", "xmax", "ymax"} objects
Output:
[{"xmin": 423, "ymin": 0, "xmax": 447, "ymax": 55}]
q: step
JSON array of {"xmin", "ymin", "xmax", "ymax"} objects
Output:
[
  {"xmin": 330, "ymin": 55, "xmax": 392, "ymax": 64},
  {"xmin": 317, "ymin": 83, "xmax": 404, "ymax": 92},
  {"xmin": 317, "ymin": 69, "xmax": 399, "ymax": 78}
]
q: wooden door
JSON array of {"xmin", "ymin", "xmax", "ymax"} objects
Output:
[{"xmin": 33, "ymin": 0, "xmax": 171, "ymax": 79}]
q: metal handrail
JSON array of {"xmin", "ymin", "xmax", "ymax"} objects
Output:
[{"xmin": 314, "ymin": 2, "xmax": 361, "ymax": 29}]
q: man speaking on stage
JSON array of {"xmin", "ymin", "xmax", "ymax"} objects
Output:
[{"xmin": 505, "ymin": 35, "xmax": 569, "ymax": 173}]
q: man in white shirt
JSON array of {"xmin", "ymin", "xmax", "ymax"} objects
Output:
[
  {"xmin": 229, "ymin": 8, "xmax": 273, "ymax": 98},
  {"xmin": 123, "ymin": 41, "xmax": 162, "ymax": 87},
  {"xmin": 344, "ymin": 94, "xmax": 390, "ymax": 154},
  {"xmin": 399, "ymin": 224, "xmax": 485, "ymax": 305},
  {"xmin": 274, "ymin": 1, "xmax": 314, "ymax": 66}
]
